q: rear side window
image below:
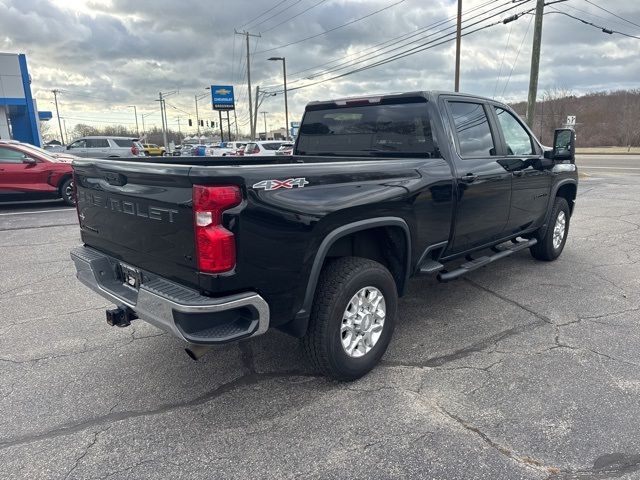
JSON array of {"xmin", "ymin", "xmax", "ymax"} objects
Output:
[
  {"xmin": 297, "ymin": 101, "xmax": 438, "ymax": 157},
  {"xmin": 449, "ymin": 102, "xmax": 496, "ymax": 157},
  {"xmin": 113, "ymin": 139, "xmax": 133, "ymax": 147},
  {"xmin": 262, "ymin": 143, "xmax": 282, "ymax": 151},
  {"xmin": 86, "ymin": 139, "xmax": 109, "ymax": 148}
]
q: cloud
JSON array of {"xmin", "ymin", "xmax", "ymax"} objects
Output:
[{"xmin": 0, "ymin": 0, "xmax": 638, "ymax": 134}]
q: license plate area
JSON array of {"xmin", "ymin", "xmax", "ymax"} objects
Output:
[{"xmin": 118, "ymin": 263, "xmax": 142, "ymax": 290}]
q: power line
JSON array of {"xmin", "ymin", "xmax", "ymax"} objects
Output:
[
  {"xmin": 250, "ymin": 0, "xmax": 304, "ymax": 31},
  {"xmin": 261, "ymin": 0, "xmax": 328, "ymax": 34},
  {"xmin": 582, "ymin": 0, "xmax": 640, "ymax": 30},
  {"xmin": 257, "ymin": 0, "xmax": 407, "ymax": 53},
  {"xmin": 493, "ymin": 22, "xmax": 513, "ymax": 98},
  {"xmin": 280, "ymin": 0, "xmax": 499, "ymax": 82},
  {"xmin": 501, "ymin": 13, "xmax": 534, "ymax": 97},
  {"xmin": 238, "ymin": 0, "xmax": 290, "ymax": 29},
  {"xmin": 279, "ymin": 0, "xmax": 526, "ymax": 89},
  {"xmin": 546, "ymin": 8, "xmax": 640, "ymax": 39}
]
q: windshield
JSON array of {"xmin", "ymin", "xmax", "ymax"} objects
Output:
[{"xmin": 297, "ymin": 100, "xmax": 438, "ymax": 158}]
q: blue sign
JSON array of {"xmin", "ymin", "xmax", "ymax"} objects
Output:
[{"xmin": 211, "ymin": 85, "xmax": 235, "ymax": 110}]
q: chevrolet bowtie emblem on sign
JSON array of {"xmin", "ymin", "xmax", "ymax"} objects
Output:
[
  {"xmin": 214, "ymin": 88, "xmax": 231, "ymax": 95},
  {"xmin": 252, "ymin": 178, "xmax": 309, "ymax": 191}
]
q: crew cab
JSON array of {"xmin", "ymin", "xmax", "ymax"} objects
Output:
[
  {"xmin": 70, "ymin": 91, "xmax": 577, "ymax": 380},
  {"xmin": 0, "ymin": 140, "xmax": 76, "ymax": 205}
]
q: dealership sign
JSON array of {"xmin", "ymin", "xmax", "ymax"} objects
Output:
[{"xmin": 211, "ymin": 85, "xmax": 235, "ymax": 110}]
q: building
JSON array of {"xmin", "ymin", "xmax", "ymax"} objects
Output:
[{"xmin": 0, "ymin": 53, "xmax": 50, "ymax": 146}]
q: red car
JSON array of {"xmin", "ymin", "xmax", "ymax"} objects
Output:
[{"xmin": 0, "ymin": 140, "xmax": 76, "ymax": 206}]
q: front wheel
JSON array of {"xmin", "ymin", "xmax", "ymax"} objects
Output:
[
  {"xmin": 530, "ymin": 197, "xmax": 570, "ymax": 261},
  {"xmin": 60, "ymin": 178, "xmax": 75, "ymax": 206},
  {"xmin": 302, "ymin": 257, "xmax": 397, "ymax": 381}
]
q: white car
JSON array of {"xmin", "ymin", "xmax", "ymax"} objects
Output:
[
  {"xmin": 217, "ymin": 141, "xmax": 249, "ymax": 156},
  {"xmin": 243, "ymin": 141, "xmax": 286, "ymax": 156}
]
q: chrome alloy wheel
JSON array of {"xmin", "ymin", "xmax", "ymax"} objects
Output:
[
  {"xmin": 65, "ymin": 181, "xmax": 74, "ymax": 202},
  {"xmin": 553, "ymin": 210, "xmax": 566, "ymax": 249},
  {"xmin": 340, "ymin": 286, "xmax": 386, "ymax": 358}
]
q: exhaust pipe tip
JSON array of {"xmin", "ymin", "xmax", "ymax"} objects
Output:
[{"xmin": 185, "ymin": 344, "xmax": 212, "ymax": 361}]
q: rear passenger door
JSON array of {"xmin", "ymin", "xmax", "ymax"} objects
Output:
[
  {"xmin": 445, "ymin": 99, "xmax": 512, "ymax": 254},
  {"xmin": 491, "ymin": 106, "xmax": 553, "ymax": 234},
  {"xmin": 85, "ymin": 138, "xmax": 110, "ymax": 158}
]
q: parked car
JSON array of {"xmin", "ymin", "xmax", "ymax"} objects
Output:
[
  {"xmin": 71, "ymin": 90, "xmax": 577, "ymax": 380},
  {"xmin": 66, "ymin": 136, "xmax": 145, "ymax": 158},
  {"xmin": 0, "ymin": 140, "xmax": 75, "ymax": 205},
  {"xmin": 243, "ymin": 141, "xmax": 285, "ymax": 156},
  {"xmin": 142, "ymin": 144, "xmax": 166, "ymax": 156},
  {"xmin": 275, "ymin": 142, "xmax": 294, "ymax": 156},
  {"xmin": 217, "ymin": 141, "xmax": 249, "ymax": 156}
]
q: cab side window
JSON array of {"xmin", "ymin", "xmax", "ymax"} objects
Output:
[
  {"xmin": 449, "ymin": 101, "xmax": 496, "ymax": 157},
  {"xmin": 495, "ymin": 107, "xmax": 534, "ymax": 155},
  {"xmin": 0, "ymin": 147, "xmax": 26, "ymax": 163}
]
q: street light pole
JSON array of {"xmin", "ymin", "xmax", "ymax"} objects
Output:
[
  {"xmin": 195, "ymin": 93, "xmax": 201, "ymax": 136},
  {"xmin": 268, "ymin": 57, "xmax": 289, "ymax": 139},
  {"xmin": 128, "ymin": 105, "xmax": 139, "ymax": 137},
  {"xmin": 261, "ymin": 111, "xmax": 268, "ymax": 139}
]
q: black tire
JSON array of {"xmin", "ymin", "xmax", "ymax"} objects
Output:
[
  {"xmin": 302, "ymin": 257, "xmax": 398, "ymax": 381},
  {"xmin": 530, "ymin": 197, "xmax": 570, "ymax": 261},
  {"xmin": 60, "ymin": 177, "xmax": 75, "ymax": 206}
]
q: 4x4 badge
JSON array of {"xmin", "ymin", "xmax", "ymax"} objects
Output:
[{"xmin": 253, "ymin": 178, "xmax": 309, "ymax": 191}]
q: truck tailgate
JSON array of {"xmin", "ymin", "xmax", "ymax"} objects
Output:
[{"xmin": 73, "ymin": 159, "xmax": 199, "ymax": 289}]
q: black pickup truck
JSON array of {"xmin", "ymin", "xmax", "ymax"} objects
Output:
[{"xmin": 70, "ymin": 91, "xmax": 577, "ymax": 380}]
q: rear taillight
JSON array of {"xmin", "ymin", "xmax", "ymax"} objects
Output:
[
  {"xmin": 193, "ymin": 185, "xmax": 242, "ymax": 273},
  {"xmin": 131, "ymin": 144, "xmax": 139, "ymax": 155},
  {"xmin": 251, "ymin": 146, "xmax": 260, "ymax": 154}
]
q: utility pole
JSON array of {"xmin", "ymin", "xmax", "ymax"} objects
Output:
[
  {"xmin": 128, "ymin": 105, "xmax": 139, "ymax": 137},
  {"xmin": 253, "ymin": 86, "xmax": 260, "ymax": 140},
  {"xmin": 262, "ymin": 111, "xmax": 268, "ymax": 139},
  {"xmin": 526, "ymin": 0, "xmax": 545, "ymax": 128},
  {"xmin": 233, "ymin": 109, "xmax": 239, "ymax": 139},
  {"xmin": 52, "ymin": 89, "xmax": 65, "ymax": 144},
  {"xmin": 235, "ymin": 30, "xmax": 261, "ymax": 140},
  {"xmin": 268, "ymin": 57, "xmax": 289, "ymax": 139},
  {"xmin": 195, "ymin": 93, "xmax": 201, "ymax": 136},
  {"xmin": 454, "ymin": 0, "xmax": 462, "ymax": 92},
  {"xmin": 158, "ymin": 92, "xmax": 168, "ymax": 150}
]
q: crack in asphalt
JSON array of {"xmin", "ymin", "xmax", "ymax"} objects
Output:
[
  {"xmin": 0, "ymin": 223, "xmax": 78, "ymax": 232},
  {"xmin": 63, "ymin": 426, "xmax": 111, "ymax": 480},
  {"xmin": 0, "ymin": 370, "xmax": 321, "ymax": 451},
  {"xmin": 436, "ymin": 404, "xmax": 555, "ymax": 475}
]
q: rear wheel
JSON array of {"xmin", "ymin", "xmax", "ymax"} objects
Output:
[
  {"xmin": 530, "ymin": 197, "xmax": 570, "ymax": 261},
  {"xmin": 60, "ymin": 178, "xmax": 75, "ymax": 206},
  {"xmin": 302, "ymin": 257, "xmax": 397, "ymax": 381}
]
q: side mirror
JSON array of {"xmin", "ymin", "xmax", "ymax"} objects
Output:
[
  {"xmin": 552, "ymin": 128, "xmax": 575, "ymax": 162},
  {"xmin": 66, "ymin": 145, "xmax": 71, "ymax": 150},
  {"xmin": 22, "ymin": 156, "xmax": 37, "ymax": 165}
]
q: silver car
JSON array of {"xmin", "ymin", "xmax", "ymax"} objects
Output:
[{"xmin": 65, "ymin": 136, "xmax": 146, "ymax": 158}]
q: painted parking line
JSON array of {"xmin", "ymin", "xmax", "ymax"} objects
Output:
[{"xmin": 0, "ymin": 208, "xmax": 75, "ymax": 216}]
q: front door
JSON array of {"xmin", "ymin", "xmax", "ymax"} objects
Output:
[
  {"xmin": 0, "ymin": 147, "xmax": 52, "ymax": 197},
  {"xmin": 445, "ymin": 100, "xmax": 512, "ymax": 254},
  {"xmin": 67, "ymin": 139, "xmax": 88, "ymax": 157},
  {"xmin": 492, "ymin": 106, "xmax": 553, "ymax": 234}
]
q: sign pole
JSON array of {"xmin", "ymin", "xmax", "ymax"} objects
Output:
[
  {"xmin": 226, "ymin": 111, "xmax": 232, "ymax": 140},
  {"xmin": 218, "ymin": 110, "xmax": 224, "ymax": 142}
]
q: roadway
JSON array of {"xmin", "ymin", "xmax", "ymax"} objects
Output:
[{"xmin": 1, "ymin": 158, "xmax": 640, "ymax": 479}]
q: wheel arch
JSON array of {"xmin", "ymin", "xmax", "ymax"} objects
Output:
[{"xmin": 286, "ymin": 217, "xmax": 411, "ymax": 337}]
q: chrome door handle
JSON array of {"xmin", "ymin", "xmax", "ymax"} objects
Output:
[{"xmin": 460, "ymin": 173, "xmax": 478, "ymax": 183}]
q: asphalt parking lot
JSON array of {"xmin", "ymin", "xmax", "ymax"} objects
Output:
[{"xmin": 1, "ymin": 156, "xmax": 640, "ymax": 479}]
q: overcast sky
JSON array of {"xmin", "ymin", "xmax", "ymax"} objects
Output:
[{"xmin": 0, "ymin": 0, "xmax": 638, "ymax": 138}]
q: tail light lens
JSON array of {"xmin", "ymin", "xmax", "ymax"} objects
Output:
[
  {"xmin": 193, "ymin": 185, "xmax": 242, "ymax": 273},
  {"xmin": 131, "ymin": 144, "xmax": 139, "ymax": 155}
]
